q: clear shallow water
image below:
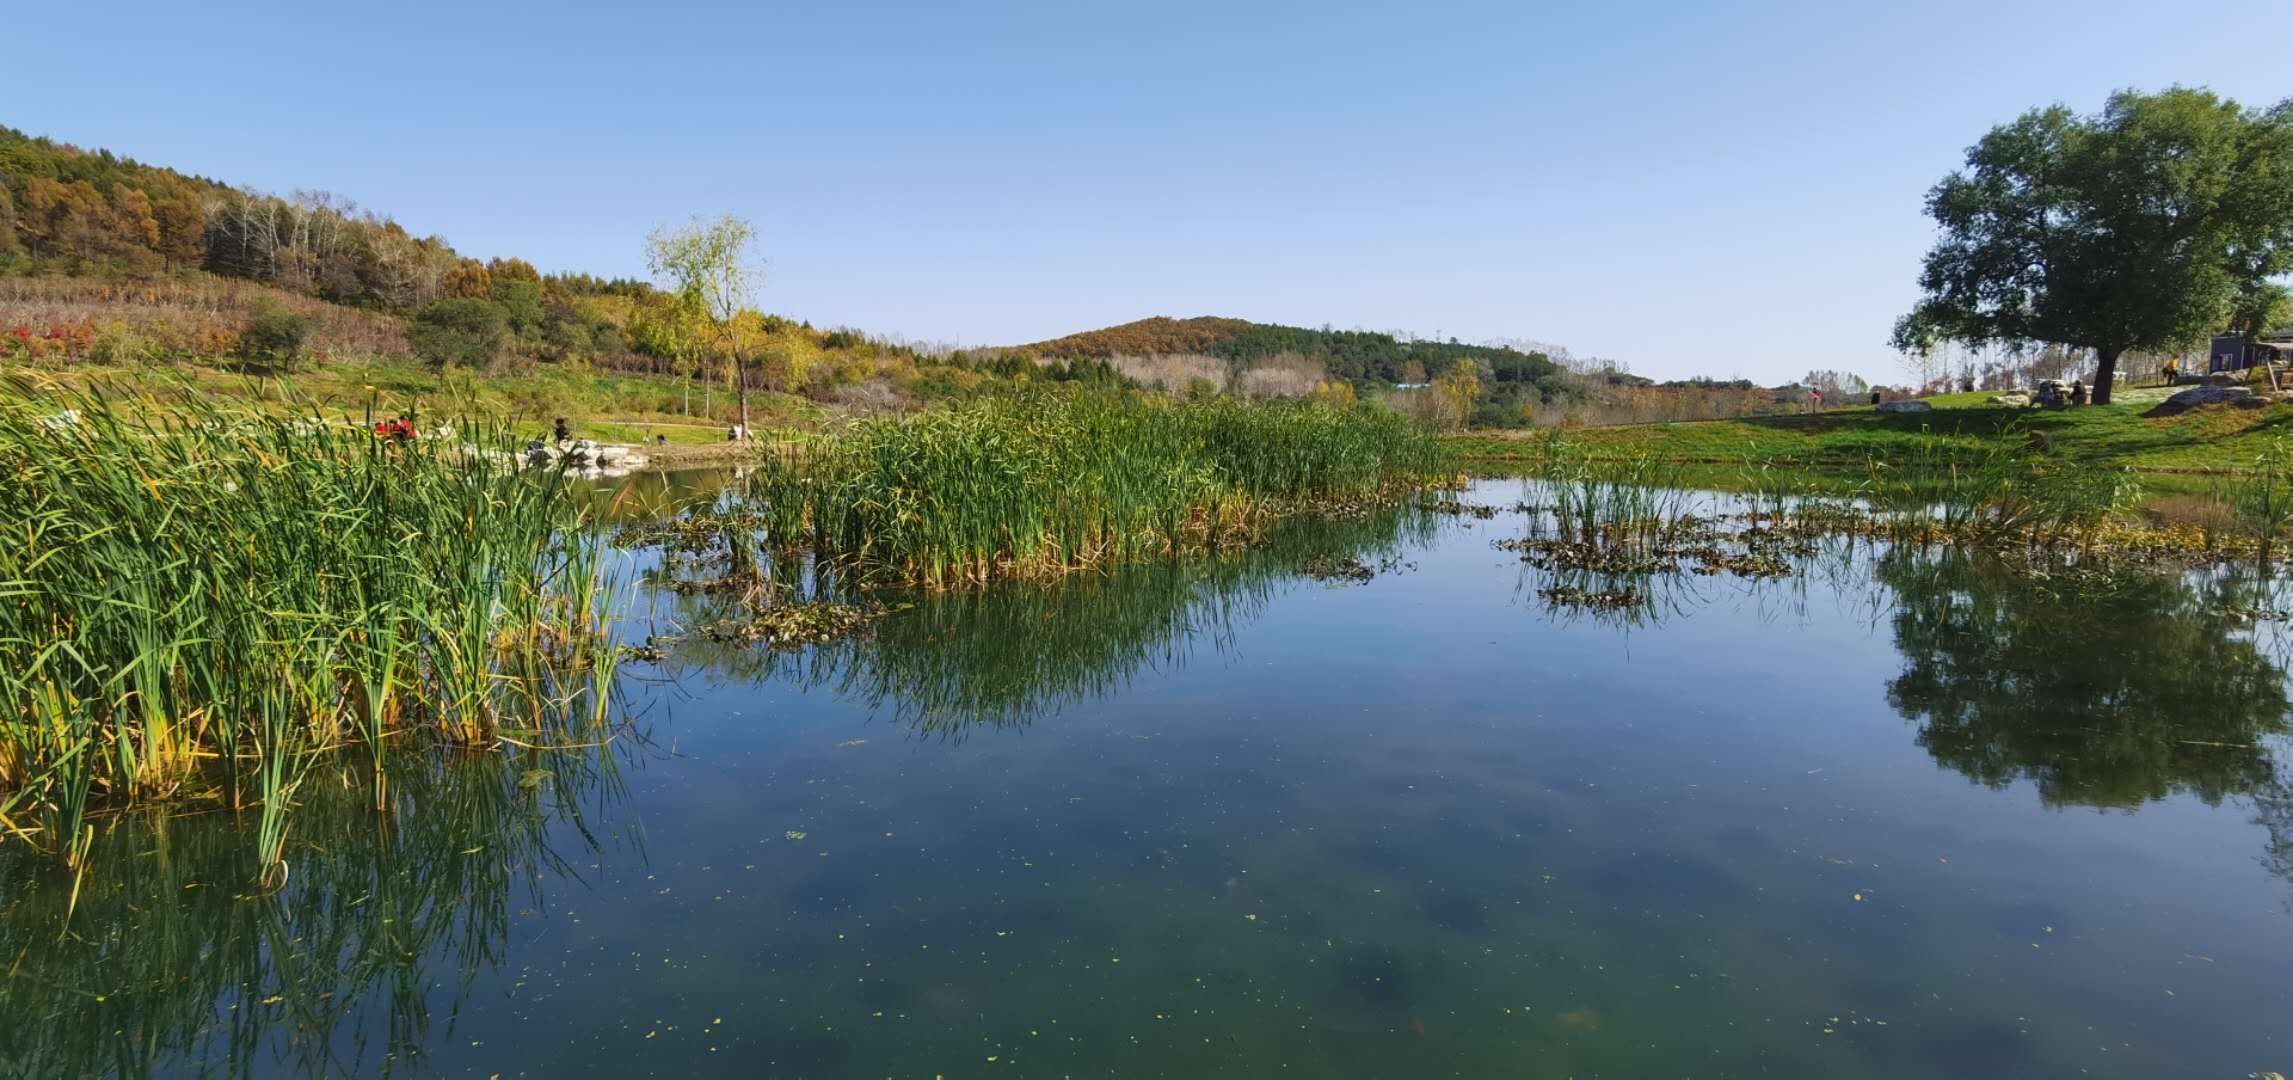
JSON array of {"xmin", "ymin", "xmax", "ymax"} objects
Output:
[{"xmin": 6, "ymin": 479, "xmax": 2292, "ymax": 1078}]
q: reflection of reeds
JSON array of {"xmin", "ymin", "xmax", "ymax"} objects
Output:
[
  {"xmin": 656, "ymin": 504, "xmax": 1441, "ymax": 733},
  {"xmin": 0, "ymin": 738, "xmax": 629, "ymax": 1078},
  {"xmin": 748, "ymin": 391, "xmax": 1453, "ymax": 588},
  {"xmin": 0, "ymin": 381, "xmax": 621, "ymax": 882}
]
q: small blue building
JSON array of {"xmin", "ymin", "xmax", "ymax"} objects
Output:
[{"xmin": 2212, "ymin": 332, "xmax": 2293, "ymax": 373}]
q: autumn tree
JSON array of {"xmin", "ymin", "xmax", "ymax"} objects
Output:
[
  {"xmin": 646, "ymin": 214, "xmax": 762, "ymax": 435},
  {"xmin": 441, "ymin": 258, "xmax": 493, "ymax": 299},
  {"xmin": 750, "ymin": 317, "xmax": 825, "ymax": 393},
  {"xmin": 1431, "ymin": 358, "xmax": 1481, "ymax": 429},
  {"xmin": 0, "ymin": 185, "xmax": 20, "ymax": 266},
  {"xmin": 630, "ymin": 289, "xmax": 708, "ymax": 414},
  {"xmin": 1894, "ymin": 88, "xmax": 2293, "ymax": 405},
  {"xmin": 148, "ymin": 180, "xmax": 205, "ymax": 269},
  {"xmin": 487, "ymin": 256, "xmax": 541, "ymax": 283}
]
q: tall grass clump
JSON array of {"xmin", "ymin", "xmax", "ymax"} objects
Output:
[
  {"xmin": 748, "ymin": 390, "xmax": 1451, "ymax": 587},
  {"xmin": 1858, "ymin": 430, "xmax": 2140, "ymax": 549},
  {"xmin": 0, "ymin": 381, "xmax": 619, "ymax": 882},
  {"xmin": 2231, "ymin": 433, "xmax": 2293, "ymax": 566},
  {"xmin": 1534, "ymin": 431, "xmax": 1697, "ymax": 551}
]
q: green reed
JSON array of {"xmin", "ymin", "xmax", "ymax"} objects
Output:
[
  {"xmin": 1535, "ymin": 433, "xmax": 1697, "ymax": 551},
  {"xmin": 0, "ymin": 381, "xmax": 619, "ymax": 882},
  {"xmin": 1523, "ymin": 429, "xmax": 2148, "ymax": 559},
  {"xmin": 747, "ymin": 391, "xmax": 1452, "ymax": 588},
  {"xmin": 2231, "ymin": 434, "xmax": 2293, "ymax": 566}
]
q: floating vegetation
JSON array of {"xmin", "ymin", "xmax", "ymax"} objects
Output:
[
  {"xmin": 618, "ymin": 641, "xmax": 670, "ymax": 663},
  {"xmin": 1301, "ymin": 555, "xmax": 1377, "ymax": 583},
  {"xmin": 613, "ymin": 507, "xmax": 766, "ymax": 555},
  {"xmin": 746, "ymin": 391, "xmax": 1454, "ymax": 588},
  {"xmin": 1422, "ymin": 499, "xmax": 1499, "ymax": 519},
  {"xmin": 0, "ymin": 382, "xmax": 622, "ymax": 881},
  {"xmin": 1537, "ymin": 584, "xmax": 1645, "ymax": 611},
  {"xmin": 690, "ymin": 599, "xmax": 882, "ymax": 647}
]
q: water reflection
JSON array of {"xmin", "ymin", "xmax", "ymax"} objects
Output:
[
  {"xmin": 647, "ymin": 503, "xmax": 1443, "ymax": 734},
  {"xmin": 15, "ymin": 480, "xmax": 2293, "ymax": 1077},
  {"xmin": 1877, "ymin": 550, "xmax": 2291, "ymax": 809},
  {"xmin": 0, "ymin": 741, "xmax": 632, "ymax": 1078}
]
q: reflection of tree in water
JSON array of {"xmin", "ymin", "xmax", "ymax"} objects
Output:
[
  {"xmin": 656, "ymin": 506, "xmax": 1440, "ymax": 735},
  {"xmin": 1878, "ymin": 549, "xmax": 2291, "ymax": 808},
  {"xmin": 0, "ymin": 741, "xmax": 631, "ymax": 1078}
]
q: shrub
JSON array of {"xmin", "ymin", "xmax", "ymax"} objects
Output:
[
  {"xmin": 490, "ymin": 278, "xmax": 545, "ymax": 337},
  {"xmin": 409, "ymin": 298, "xmax": 510, "ymax": 370},
  {"xmin": 237, "ymin": 302, "xmax": 313, "ymax": 370}
]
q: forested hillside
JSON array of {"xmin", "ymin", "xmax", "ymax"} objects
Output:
[
  {"xmin": 0, "ymin": 124, "xmax": 1007, "ymax": 422},
  {"xmin": 2, "ymin": 123, "xmax": 1850, "ymax": 431}
]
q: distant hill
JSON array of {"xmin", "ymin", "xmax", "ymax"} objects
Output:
[{"xmin": 1007, "ymin": 316, "xmax": 1580, "ymax": 401}]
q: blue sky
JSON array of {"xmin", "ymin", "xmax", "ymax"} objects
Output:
[{"xmin": 11, "ymin": 0, "xmax": 2288, "ymax": 382}]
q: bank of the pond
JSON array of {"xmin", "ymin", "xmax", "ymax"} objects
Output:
[{"xmin": 1452, "ymin": 390, "xmax": 2293, "ymax": 474}]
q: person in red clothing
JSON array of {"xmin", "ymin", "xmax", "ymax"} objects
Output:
[{"xmin": 372, "ymin": 416, "xmax": 419, "ymax": 442}]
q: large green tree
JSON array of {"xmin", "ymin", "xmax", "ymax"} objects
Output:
[
  {"xmin": 1893, "ymin": 88, "xmax": 2293, "ymax": 405},
  {"xmin": 646, "ymin": 215, "xmax": 762, "ymax": 436}
]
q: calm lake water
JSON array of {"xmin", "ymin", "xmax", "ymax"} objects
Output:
[{"xmin": 6, "ymin": 477, "xmax": 2292, "ymax": 1078}]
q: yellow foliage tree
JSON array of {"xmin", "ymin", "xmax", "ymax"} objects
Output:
[{"xmin": 1432, "ymin": 359, "xmax": 1481, "ymax": 430}]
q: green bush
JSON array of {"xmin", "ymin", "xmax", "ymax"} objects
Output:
[
  {"xmin": 237, "ymin": 302, "xmax": 312, "ymax": 370},
  {"xmin": 410, "ymin": 297, "xmax": 510, "ymax": 369},
  {"xmin": 489, "ymin": 278, "xmax": 545, "ymax": 337}
]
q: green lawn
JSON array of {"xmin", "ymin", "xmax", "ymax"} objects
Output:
[{"xmin": 1453, "ymin": 385, "xmax": 2293, "ymax": 475}]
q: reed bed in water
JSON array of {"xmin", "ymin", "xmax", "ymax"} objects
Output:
[
  {"xmin": 1508, "ymin": 430, "xmax": 2210, "ymax": 582},
  {"xmin": 749, "ymin": 392, "xmax": 1453, "ymax": 587},
  {"xmin": 0, "ymin": 382, "xmax": 618, "ymax": 880}
]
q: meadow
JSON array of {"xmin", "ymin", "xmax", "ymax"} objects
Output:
[{"xmin": 1454, "ymin": 387, "xmax": 2293, "ymax": 474}]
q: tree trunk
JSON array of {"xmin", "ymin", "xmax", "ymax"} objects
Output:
[
  {"xmin": 734, "ymin": 353, "xmax": 751, "ymax": 438},
  {"xmin": 2092, "ymin": 347, "xmax": 2121, "ymax": 406}
]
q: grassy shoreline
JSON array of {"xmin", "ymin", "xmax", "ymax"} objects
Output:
[{"xmin": 1451, "ymin": 389, "xmax": 2293, "ymax": 476}]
